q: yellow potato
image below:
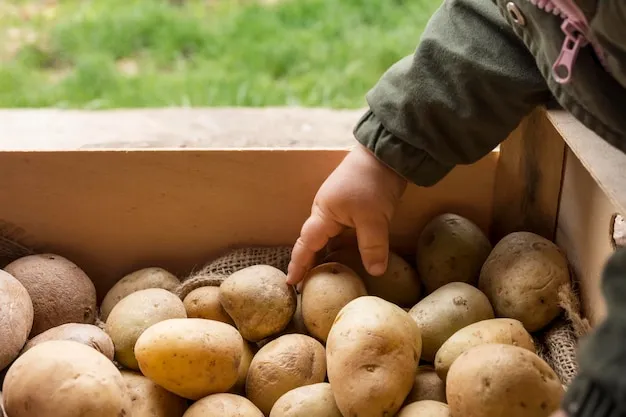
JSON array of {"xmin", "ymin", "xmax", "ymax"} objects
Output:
[
  {"xmin": 183, "ymin": 393, "xmax": 263, "ymax": 417},
  {"xmin": 447, "ymin": 344, "xmax": 564, "ymax": 417},
  {"xmin": 100, "ymin": 267, "xmax": 181, "ymax": 321},
  {"xmin": 246, "ymin": 334, "xmax": 326, "ymax": 415},
  {"xmin": 22, "ymin": 323, "xmax": 115, "ymax": 361},
  {"xmin": 397, "ymin": 400, "xmax": 450, "ymax": 417},
  {"xmin": 327, "ymin": 296, "xmax": 422, "ymax": 417},
  {"xmin": 270, "ymin": 383, "xmax": 342, "ymax": 417},
  {"xmin": 0, "ymin": 270, "xmax": 33, "ymax": 371},
  {"xmin": 105, "ymin": 288, "xmax": 187, "ymax": 369},
  {"xmin": 122, "ymin": 370, "xmax": 188, "ymax": 417},
  {"xmin": 435, "ymin": 318, "xmax": 535, "ymax": 381},
  {"xmin": 183, "ymin": 286, "xmax": 235, "ymax": 325},
  {"xmin": 2, "ymin": 340, "xmax": 130, "ymax": 417},
  {"xmin": 230, "ymin": 341, "xmax": 256, "ymax": 395},
  {"xmin": 135, "ymin": 318, "xmax": 243, "ymax": 400},
  {"xmin": 405, "ymin": 366, "xmax": 447, "ymax": 404},
  {"xmin": 301, "ymin": 262, "xmax": 367, "ymax": 342}
]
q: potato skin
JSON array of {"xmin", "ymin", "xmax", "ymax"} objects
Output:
[
  {"xmin": 135, "ymin": 318, "xmax": 243, "ymax": 400},
  {"xmin": 435, "ymin": 318, "xmax": 535, "ymax": 381},
  {"xmin": 246, "ymin": 334, "xmax": 326, "ymax": 415},
  {"xmin": 478, "ymin": 232, "xmax": 570, "ymax": 332},
  {"xmin": 122, "ymin": 370, "xmax": 188, "ymax": 417},
  {"xmin": 22, "ymin": 323, "xmax": 114, "ymax": 361},
  {"xmin": 325, "ymin": 248, "xmax": 422, "ymax": 307},
  {"xmin": 184, "ymin": 286, "xmax": 235, "ymax": 325},
  {"xmin": 446, "ymin": 344, "xmax": 564, "ymax": 417},
  {"xmin": 327, "ymin": 296, "xmax": 422, "ymax": 417},
  {"xmin": 220, "ymin": 265, "xmax": 297, "ymax": 342},
  {"xmin": 270, "ymin": 383, "xmax": 342, "ymax": 417},
  {"xmin": 301, "ymin": 262, "xmax": 367, "ymax": 342},
  {"xmin": 4, "ymin": 254, "xmax": 97, "ymax": 336},
  {"xmin": 230, "ymin": 341, "xmax": 257, "ymax": 395},
  {"xmin": 183, "ymin": 393, "xmax": 263, "ymax": 417},
  {"xmin": 409, "ymin": 282, "xmax": 494, "ymax": 362},
  {"xmin": 100, "ymin": 267, "xmax": 181, "ymax": 321},
  {"xmin": 2, "ymin": 340, "xmax": 131, "ymax": 417},
  {"xmin": 397, "ymin": 400, "xmax": 450, "ymax": 417},
  {"xmin": 405, "ymin": 366, "xmax": 447, "ymax": 404},
  {"xmin": 416, "ymin": 213, "xmax": 492, "ymax": 293},
  {"xmin": 0, "ymin": 270, "xmax": 33, "ymax": 371}
]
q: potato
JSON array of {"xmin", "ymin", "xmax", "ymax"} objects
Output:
[
  {"xmin": 0, "ymin": 391, "xmax": 6, "ymax": 417},
  {"xmin": 435, "ymin": 318, "xmax": 535, "ymax": 381},
  {"xmin": 327, "ymin": 296, "xmax": 421, "ymax": 417},
  {"xmin": 122, "ymin": 370, "xmax": 188, "ymax": 417},
  {"xmin": 246, "ymin": 334, "xmax": 326, "ymax": 415},
  {"xmin": 183, "ymin": 393, "xmax": 263, "ymax": 417},
  {"xmin": 325, "ymin": 248, "xmax": 421, "ymax": 307},
  {"xmin": 270, "ymin": 383, "xmax": 342, "ymax": 417},
  {"xmin": 2, "ymin": 340, "xmax": 130, "ymax": 417},
  {"xmin": 446, "ymin": 344, "xmax": 564, "ymax": 417},
  {"xmin": 22, "ymin": 323, "xmax": 114, "ymax": 361},
  {"xmin": 478, "ymin": 232, "xmax": 570, "ymax": 332},
  {"xmin": 230, "ymin": 341, "xmax": 256, "ymax": 394},
  {"xmin": 0, "ymin": 270, "xmax": 33, "ymax": 371},
  {"xmin": 397, "ymin": 400, "xmax": 450, "ymax": 417},
  {"xmin": 183, "ymin": 286, "xmax": 234, "ymax": 325},
  {"xmin": 106, "ymin": 288, "xmax": 187, "ymax": 369},
  {"xmin": 220, "ymin": 265, "xmax": 296, "ymax": 342},
  {"xmin": 301, "ymin": 262, "xmax": 367, "ymax": 342},
  {"xmin": 416, "ymin": 213, "xmax": 492, "ymax": 293},
  {"xmin": 135, "ymin": 318, "xmax": 243, "ymax": 400},
  {"xmin": 100, "ymin": 267, "xmax": 180, "ymax": 321},
  {"xmin": 408, "ymin": 282, "xmax": 494, "ymax": 362},
  {"xmin": 405, "ymin": 366, "xmax": 447, "ymax": 404},
  {"xmin": 4, "ymin": 254, "xmax": 97, "ymax": 336}
]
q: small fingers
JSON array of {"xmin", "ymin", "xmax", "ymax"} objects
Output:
[{"xmin": 355, "ymin": 216, "xmax": 390, "ymax": 276}]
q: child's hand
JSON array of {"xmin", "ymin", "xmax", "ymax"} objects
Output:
[{"xmin": 286, "ymin": 143, "xmax": 407, "ymax": 285}]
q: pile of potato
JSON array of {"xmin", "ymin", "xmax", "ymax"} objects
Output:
[{"xmin": 0, "ymin": 213, "xmax": 571, "ymax": 417}]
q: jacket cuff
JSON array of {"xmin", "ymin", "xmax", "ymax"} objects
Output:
[
  {"xmin": 353, "ymin": 109, "xmax": 454, "ymax": 187},
  {"xmin": 563, "ymin": 377, "xmax": 623, "ymax": 417}
]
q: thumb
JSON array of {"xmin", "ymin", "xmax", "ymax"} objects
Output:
[{"xmin": 355, "ymin": 216, "xmax": 390, "ymax": 277}]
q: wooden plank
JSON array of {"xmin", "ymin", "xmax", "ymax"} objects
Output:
[{"xmin": 491, "ymin": 107, "xmax": 567, "ymax": 243}]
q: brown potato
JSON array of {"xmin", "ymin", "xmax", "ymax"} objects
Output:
[
  {"xmin": 408, "ymin": 282, "xmax": 494, "ymax": 362},
  {"xmin": 183, "ymin": 286, "xmax": 235, "ymax": 325},
  {"xmin": 230, "ymin": 341, "xmax": 257, "ymax": 395},
  {"xmin": 405, "ymin": 366, "xmax": 447, "ymax": 404},
  {"xmin": 447, "ymin": 344, "xmax": 564, "ymax": 417},
  {"xmin": 246, "ymin": 334, "xmax": 326, "ymax": 415},
  {"xmin": 435, "ymin": 318, "xmax": 535, "ymax": 381},
  {"xmin": 327, "ymin": 296, "xmax": 421, "ymax": 417},
  {"xmin": 2, "ymin": 340, "xmax": 131, "ymax": 417},
  {"xmin": 416, "ymin": 213, "xmax": 492, "ymax": 293},
  {"xmin": 397, "ymin": 400, "xmax": 450, "ymax": 417},
  {"xmin": 122, "ymin": 370, "xmax": 188, "ymax": 417},
  {"xmin": 270, "ymin": 383, "xmax": 342, "ymax": 417},
  {"xmin": 301, "ymin": 262, "xmax": 367, "ymax": 342},
  {"xmin": 183, "ymin": 393, "xmax": 263, "ymax": 417},
  {"xmin": 100, "ymin": 267, "xmax": 181, "ymax": 321},
  {"xmin": 220, "ymin": 265, "xmax": 296, "ymax": 342},
  {"xmin": 325, "ymin": 248, "xmax": 422, "ymax": 307},
  {"xmin": 22, "ymin": 323, "xmax": 114, "ymax": 361},
  {"xmin": 0, "ymin": 270, "xmax": 33, "ymax": 371},
  {"xmin": 4, "ymin": 254, "xmax": 97, "ymax": 336}
]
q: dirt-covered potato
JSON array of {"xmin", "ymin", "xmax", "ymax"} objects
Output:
[
  {"xmin": 301, "ymin": 262, "xmax": 367, "ymax": 342},
  {"xmin": 270, "ymin": 383, "xmax": 342, "ymax": 417},
  {"xmin": 220, "ymin": 265, "xmax": 296, "ymax": 342},
  {"xmin": 230, "ymin": 341, "xmax": 256, "ymax": 395},
  {"xmin": 405, "ymin": 366, "xmax": 447, "ymax": 404},
  {"xmin": 183, "ymin": 286, "xmax": 235, "ymax": 325},
  {"xmin": 4, "ymin": 254, "xmax": 97, "ymax": 336},
  {"xmin": 397, "ymin": 400, "xmax": 450, "ymax": 417},
  {"xmin": 100, "ymin": 267, "xmax": 180, "ymax": 321},
  {"xmin": 447, "ymin": 344, "xmax": 564, "ymax": 417},
  {"xmin": 246, "ymin": 334, "xmax": 326, "ymax": 415},
  {"xmin": 408, "ymin": 282, "xmax": 494, "ymax": 362},
  {"xmin": 416, "ymin": 213, "xmax": 492, "ymax": 293},
  {"xmin": 435, "ymin": 318, "xmax": 535, "ymax": 381},
  {"xmin": 135, "ymin": 318, "xmax": 243, "ymax": 400},
  {"xmin": 327, "ymin": 296, "xmax": 422, "ymax": 417},
  {"xmin": 2, "ymin": 340, "xmax": 131, "ymax": 417},
  {"xmin": 183, "ymin": 393, "xmax": 263, "ymax": 417},
  {"xmin": 478, "ymin": 232, "xmax": 570, "ymax": 332},
  {"xmin": 122, "ymin": 370, "xmax": 188, "ymax": 417},
  {"xmin": 106, "ymin": 288, "xmax": 187, "ymax": 369},
  {"xmin": 22, "ymin": 323, "xmax": 114, "ymax": 361},
  {"xmin": 0, "ymin": 270, "xmax": 33, "ymax": 371},
  {"xmin": 325, "ymin": 248, "xmax": 421, "ymax": 307}
]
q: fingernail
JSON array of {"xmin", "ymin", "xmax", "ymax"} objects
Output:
[{"xmin": 368, "ymin": 262, "xmax": 386, "ymax": 276}]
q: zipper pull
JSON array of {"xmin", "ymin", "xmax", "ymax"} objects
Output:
[{"xmin": 552, "ymin": 19, "xmax": 588, "ymax": 84}]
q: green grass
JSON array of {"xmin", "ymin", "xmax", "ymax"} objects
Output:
[{"xmin": 0, "ymin": 0, "xmax": 441, "ymax": 109}]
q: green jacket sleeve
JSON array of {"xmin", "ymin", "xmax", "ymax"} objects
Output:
[{"xmin": 354, "ymin": 0, "xmax": 552, "ymax": 186}]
